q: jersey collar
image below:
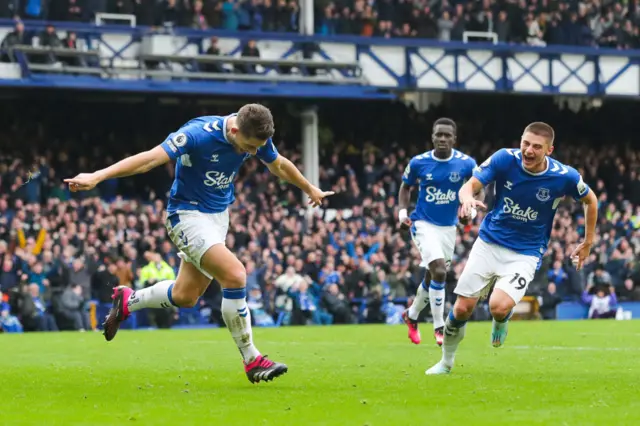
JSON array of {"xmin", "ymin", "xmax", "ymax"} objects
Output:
[
  {"xmin": 430, "ymin": 149, "xmax": 454, "ymax": 162},
  {"xmin": 519, "ymin": 153, "xmax": 550, "ymax": 176}
]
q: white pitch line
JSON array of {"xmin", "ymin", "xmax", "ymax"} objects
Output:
[
  {"xmin": 184, "ymin": 340, "xmax": 639, "ymax": 351},
  {"xmin": 511, "ymin": 345, "xmax": 639, "ymax": 352}
]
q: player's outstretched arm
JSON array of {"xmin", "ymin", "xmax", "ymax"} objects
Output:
[
  {"xmin": 263, "ymin": 155, "xmax": 334, "ymax": 207},
  {"xmin": 64, "ymin": 145, "xmax": 170, "ymax": 192},
  {"xmin": 458, "ymin": 177, "xmax": 487, "ymax": 217},
  {"xmin": 397, "ymin": 182, "xmax": 413, "ymax": 230},
  {"xmin": 570, "ymin": 188, "xmax": 598, "ymax": 271}
]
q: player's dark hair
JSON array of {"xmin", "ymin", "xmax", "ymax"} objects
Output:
[
  {"xmin": 433, "ymin": 118, "xmax": 457, "ymax": 133},
  {"xmin": 524, "ymin": 122, "xmax": 555, "ymax": 145},
  {"xmin": 236, "ymin": 103, "xmax": 275, "ymax": 141}
]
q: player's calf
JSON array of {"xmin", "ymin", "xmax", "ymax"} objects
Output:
[
  {"xmin": 439, "ymin": 296, "xmax": 476, "ymax": 367},
  {"xmin": 200, "ymin": 244, "xmax": 288, "ymax": 380},
  {"xmin": 427, "ymin": 260, "xmax": 447, "ymax": 345},
  {"xmin": 170, "ymin": 282, "xmax": 205, "ymax": 308}
]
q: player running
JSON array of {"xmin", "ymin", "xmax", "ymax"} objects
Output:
[
  {"xmin": 426, "ymin": 122, "xmax": 597, "ymax": 375},
  {"xmin": 65, "ymin": 104, "xmax": 334, "ymax": 384},
  {"xmin": 398, "ymin": 118, "xmax": 480, "ymax": 346}
]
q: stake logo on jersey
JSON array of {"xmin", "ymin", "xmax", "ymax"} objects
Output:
[
  {"xmin": 403, "ymin": 149, "xmax": 477, "ymax": 226},
  {"xmin": 473, "ymin": 148, "xmax": 590, "ymax": 260},
  {"xmin": 160, "ymin": 114, "xmax": 279, "ymax": 215}
]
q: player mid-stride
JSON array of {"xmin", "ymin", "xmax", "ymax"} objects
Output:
[
  {"xmin": 65, "ymin": 104, "xmax": 334, "ymax": 384},
  {"xmin": 398, "ymin": 118, "xmax": 480, "ymax": 346},
  {"xmin": 426, "ymin": 122, "xmax": 597, "ymax": 375}
]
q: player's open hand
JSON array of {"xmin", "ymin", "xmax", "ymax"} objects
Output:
[
  {"xmin": 460, "ymin": 198, "xmax": 486, "ymax": 219},
  {"xmin": 570, "ymin": 241, "xmax": 592, "ymax": 271},
  {"xmin": 64, "ymin": 173, "xmax": 100, "ymax": 192},
  {"xmin": 306, "ymin": 186, "xmax": 335, "ymax": 207}
]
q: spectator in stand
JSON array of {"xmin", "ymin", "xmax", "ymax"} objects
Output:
[
  {"xmin": 539, "ymin": 283, "xmax": 563, "ymax": 320},
  {"xmin": 1, "ymin": 21, "xmax": 29, "ymax": 62},
  {"xmin": 28, "ymin": 283, "xmax": 58, "ymax": 331},
  {"xmin": 0, "ymin": 296, "xmax": 23, "ymax": 333},
  {"xmin": 190, "ymin": 0, "xmax": 208, "ymax": 29},
  {"xmin": 582, "ymin": 282, "xmax": 618, "ymax": 319},
  {"xmin": 237, "ymin": 39, "xmax": 260, "ymax": 73},
  {"xmin": 54, "ymin": 284, "xmax": 88, "ymax": 330},
  {"xmin": 158, "ymin": 0, "xmax": 180, "ymax": 26},
  {"xmin": 40, "ymin": 24, "xmax": 62, "ymax": 48}
]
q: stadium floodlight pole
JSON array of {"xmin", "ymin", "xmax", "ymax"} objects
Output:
[
  {"xmin": 299, "ymin": 0, "xmax": 319, "ymax": 216},
  {"xmin": 300, "ymin": 0, "xmax": 313, "ymax": 36},
  {"xmin": 301, "ymin": 106, "xmax": 320, "ymax": 214}
]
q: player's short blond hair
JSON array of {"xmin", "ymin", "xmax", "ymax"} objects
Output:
[{"xmin": 524, "ymin": 122, "xmax": 555, "ymax": 145}]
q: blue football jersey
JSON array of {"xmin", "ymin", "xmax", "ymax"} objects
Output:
[
  {"xmin": 474, "ymin": 148, "xmax": 590, "ymax": 260},
  {"xmin": 160, "ymin": 114, "xmax": 279, "ymax": 215},
  {"xmin": 402, "ymin": 149, "xmax": 477, "ymax": 227}
]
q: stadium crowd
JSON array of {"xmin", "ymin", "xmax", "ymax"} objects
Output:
[
  {"xmin": 0, "ymin": 95, "xmax": 639, "ymax": 333},
  {"xmin": 1, "ymin": 0, "xmax": 639, "ymax": 49}
]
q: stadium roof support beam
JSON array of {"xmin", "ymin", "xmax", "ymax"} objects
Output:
[
  {"xmin": 300, "ymin": 0, "xmax": 313, "ymax": 36},
  {"xmin": 301, "ymin": 107, "xmax": 319, "ymax": 211},
  {"xmin": 299, "ymin": 1, "xmax": 319, "ymax": 212}
]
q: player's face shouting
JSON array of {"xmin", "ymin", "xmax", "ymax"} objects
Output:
[
  {"xmin": 431, "ymin": 124, "xmax": 455, "ymax": 156},
  {"xmin": 520, "ymin": 131, "xmax": 553, "ymax": 172}
]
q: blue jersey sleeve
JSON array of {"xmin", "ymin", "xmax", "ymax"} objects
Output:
[
  {"xmin": 402, "ymin": 158, "xmax": 419, "ymax": 186},
  {"xmin": 473, "ymin": 149, "xmax": 510, "ymax": 186},
  {"xmin": 161, "ymin": 124, "xmax": 204, "ymax": 161},
  {"xmin": 255, "ymin": 138, "xmax": 279, "ymax": 164},
  {"xmin": 564, "ymin": 167, "xmax": 590, "ymax": 201},
  {"xmin": 465, "ymin": 158, "xmax": 477, "ymax": 180}
]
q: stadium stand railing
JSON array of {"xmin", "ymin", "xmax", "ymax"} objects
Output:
[{"xmin": 2, "ymin": 18, "xmax": 640, "ymax": 99}]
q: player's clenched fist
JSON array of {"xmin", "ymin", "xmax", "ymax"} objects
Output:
[
  {"xmin": 398, "ymin": 208, "xmax": 412, "ymax": 230},
  {"xmin": 64, "ymin": 173, "xmax": 101, "ymax": 191}
]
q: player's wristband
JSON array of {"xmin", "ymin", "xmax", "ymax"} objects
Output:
[{"xmin": 399, "ymin": 209, "xmax": 408, "ymax": 223}]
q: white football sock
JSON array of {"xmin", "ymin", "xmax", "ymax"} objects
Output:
[
  {"xmin": 492, "ymin": 310, "xmax": 513, "ymax": 330},
  {"xmin": 442, "ymin": 311, "xmax": 467, "ymax": 368},
  {"xmin": 408, "ymin": 280, "xmax": 429, "ymax": 320},
  {"xmin": 429, "ymin": 280, "xmax": 446, "ymax": 329},
  {"xmin": 127, "ymin": 280, "xmax": 177, "ymax": 312},
  {"xmin": 222, "ymin": 288, "xmax": 261, "ymax": 364}
]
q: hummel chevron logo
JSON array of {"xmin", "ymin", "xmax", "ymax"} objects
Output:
[{"xmin": 203, "ymin": 121, "xmax": 221, "ymax": 132}]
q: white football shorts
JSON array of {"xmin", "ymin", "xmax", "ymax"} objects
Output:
[
  {"xmin": 165, "ymin": 209, "xmax": 229, "ymax": 280},
  {"xmin": 410, "ymin": 220, "xmax": 456, "ymax": 268},
  {"xmin": 454, "ymin": 237, "xmax": 539, "ymax": 304}
]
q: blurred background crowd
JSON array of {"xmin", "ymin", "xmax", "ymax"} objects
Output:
[
  {"xmin": 0, "ymin": 0, "xmax": 639, "ymax": 49},
  {"xmin": 0, "ymin": 93, "xmax": 639, "ymax": 333}
]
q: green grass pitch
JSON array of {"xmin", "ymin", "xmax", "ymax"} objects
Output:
[{"xmin": 2, "ymin": 320, "xmax": 640, "ymax": 426}]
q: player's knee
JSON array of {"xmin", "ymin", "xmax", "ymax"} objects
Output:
[
  {"xmin": 220, "ymin": 267, "xmax": 247, "ymax": 289},
  {"xmin": 431, "ymin": 267, "xmax": 447, "ymax": 283},
  {"xmin": 453, "ymin": 298, "xmax": 475, "ymax": 319},
  {"xmin": 489, "ymin": 297, "xmax": 514, "ymax": 321}
]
